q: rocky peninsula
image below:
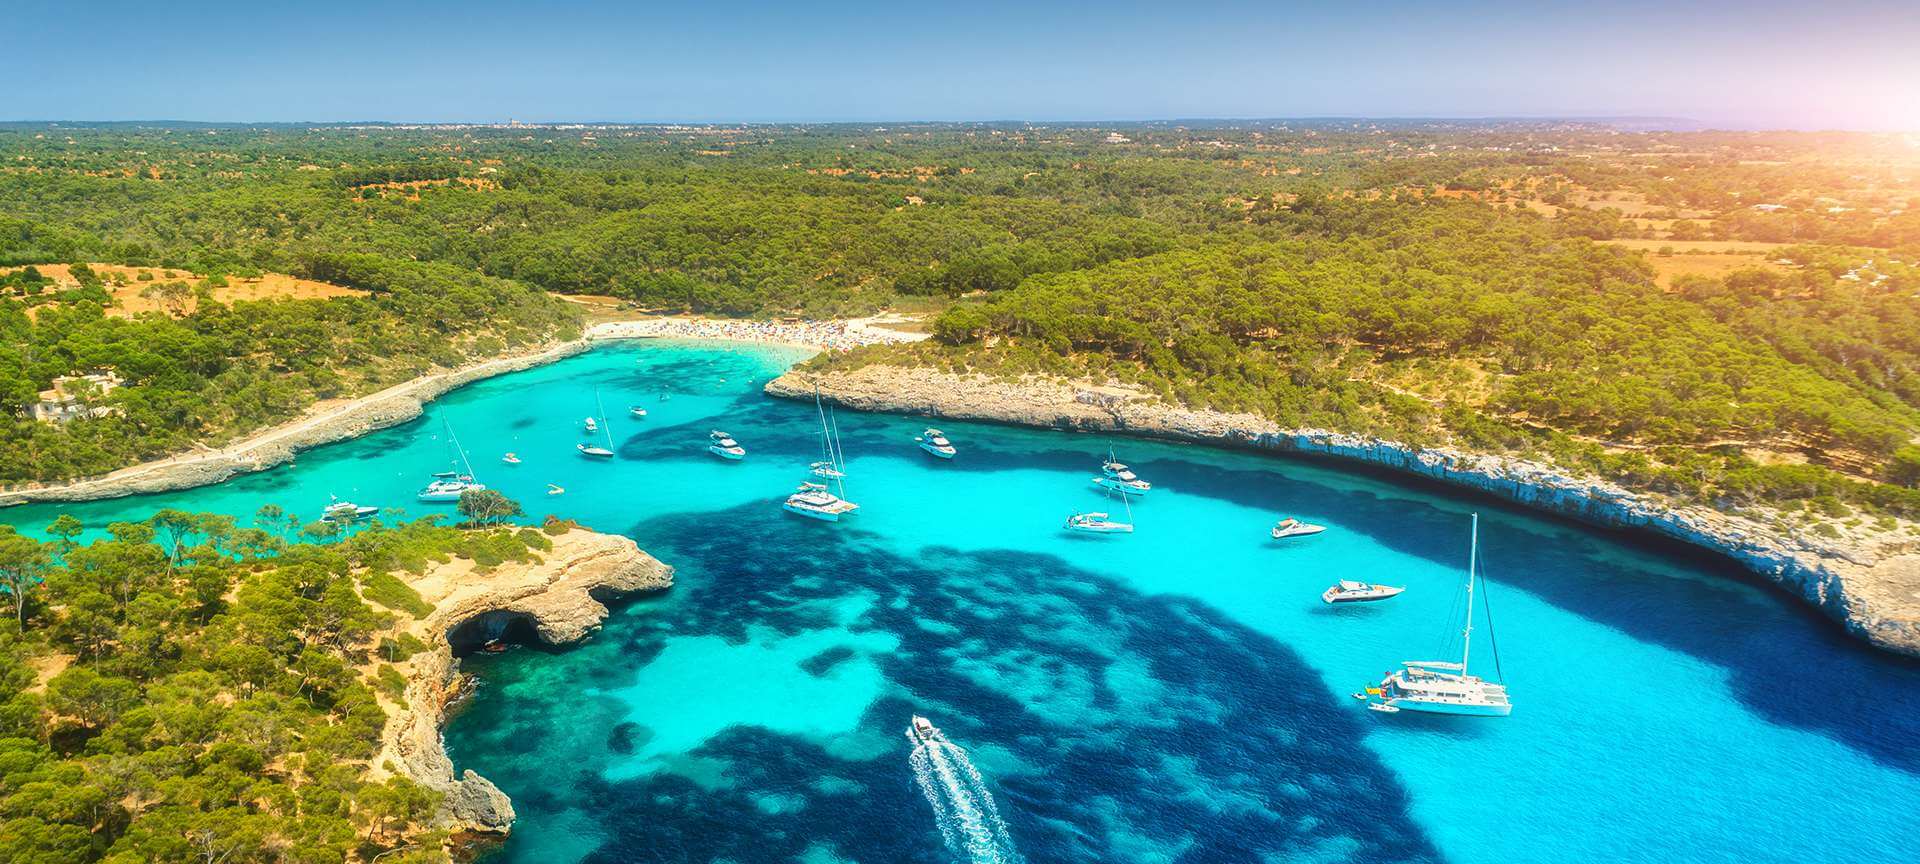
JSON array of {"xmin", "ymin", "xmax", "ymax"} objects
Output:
[
  {"xmin": 368, "ymin": 528, "xmax": 674, "ymax": 835},
  {"xmin": 767, "ymin": 364, "xmax": 1920, "ymax": 660}
]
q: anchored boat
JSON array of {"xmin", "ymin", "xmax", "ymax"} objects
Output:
[
  {"xmin": 786, "ymin": 388, "xmax": 858, "ymax": 520},
  {"xmin": 1271, "ymin": 517, "xmax": 1327, "ymax": 539},
  {"xmin": 708, "ymin": 430, "xmax": 747, "ymax": 460},
  {"xmin": 1092, "ymin": 451, "xmax": 1151, "ymax": 496},
  {"xmin": 916, "ymin": 428, "xmax": 956, "ymax": 459},
  {"xmin": 1066, "ymin": 484, "xmax": 1135, "ymax": 535},
  {"xmin": 578, "ymin": 389, "xmax": 615, "ymax": 459},
  {"xmin": 320, "ymin": 496, "xmax": 379, "ymax": 523},
  {"xmin": 1321, "ymin": 579, "xmax": 1405, "ymax": 604},
  {"xmin": 1362, "ymin": 513, "xmax": 1511, "ymax": 717},
  {"xmin": 419, "ymin": 422, "xmax": 485, "ymax": 502}
]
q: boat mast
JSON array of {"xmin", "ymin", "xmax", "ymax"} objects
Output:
[
  {"xmin": 447, "ymin": 420, "xmax": 477, "ymax": 481},
  {"xmin": 828, "ymin": 404, "xmax": 849, "ymax": 498},
  {"xmin": 1462, "ymin": 513, "xmax": 1478, "ymax": 676},
  {"xmin": 594, "ymin": 388, "xmax": 613, "ymax": 449}
]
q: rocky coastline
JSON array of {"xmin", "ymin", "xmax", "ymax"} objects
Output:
[
  {"xmin": 766, "ymin": 364, "xmax": 1920, "ymax": 660},
  {"xmin": 369, "ymin": 528, "xmax": 675, "ymax": 835}
]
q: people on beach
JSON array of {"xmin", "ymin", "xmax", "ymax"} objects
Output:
[{"xmin": 594, "ymin": 318, "xmax": 923, "ymax": 352}]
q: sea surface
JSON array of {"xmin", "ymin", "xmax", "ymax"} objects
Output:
[{"xmin": 7, "ymin": 340, "xmax": 1919, "ymax": 864}]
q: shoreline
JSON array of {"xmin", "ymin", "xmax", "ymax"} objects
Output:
[
  {"xmin": 0, "ymin": 317, "xmax": 924, "ymax": 509},
  {"xmin": 373, "ymin": 528, "xmax": 674, "ymax": 837},
  {"xmin": 764, "ymin": 364, "xmax": 1920, "ymax": 661}
]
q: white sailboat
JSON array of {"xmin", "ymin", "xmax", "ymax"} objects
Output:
[
  {"xmin": 1362, "ymin": 513, "xmax": 1511, "ymax": 717},
  {"xmin": 786, "ymin": 389, "xmax": 859, "ymax": 521},
  {"xmin": 418, "ymin": 422, "xmax": 485, "ymax": 502},
  {"xmin": 577, "ymin": 389, "xmax": 615, "ymax": 459},
  {"xmin": 1066, "ymin": 484, "xmax": 1134, "ymax": 535}
]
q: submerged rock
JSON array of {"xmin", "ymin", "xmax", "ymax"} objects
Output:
[{"xmin": 768, "ymin": 365, "xmax": 1920, "ymax": 660}]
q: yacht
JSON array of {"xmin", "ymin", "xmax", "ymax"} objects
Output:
[
  {"xmin": 1321, "ymin": 580, "xmax": 1405, "ymax": 604},
  {"xmin": 320, "ymin": 497, "xmax": 379, "ymax": 523},
  {"xmin": 708, "ymin": 430, "xmax": 747, "ymax": 460},
  {"xmin": 1065, "ymin": 511, "xmax": 1134, "ymax": 534},
  {"xmin": 578, "ymin": 390, "xmax": 615, "ymax": 458},
  {"xmin": 1092, "ymin": 455, "xmax": 1151, "ymax": 496},
  {"xmin": 419, "ymin": 422, "xmax": 485, "ymax": 502},
  {"xmin": 916, "ymin": 428, "xmax": 957, "ymax": 459},
  {"xmin": 1271, "ymin": 517, "xmax": 1327, "ymax": 539},
  {"xmin": 1362, "ymin": 514, "xmax": 1512, "ymax": 717},
  {"xmin": 906, "ymin": 715, "xmax": 947, "ymax": 747},
  {"xmin": 783, "ymin": 482, "xmax": 860, "ymax": 521}
]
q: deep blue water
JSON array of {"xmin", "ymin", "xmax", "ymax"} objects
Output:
[{"xmin": 7, "ymin": 340, "xmax": 1918, "ymax": 864}]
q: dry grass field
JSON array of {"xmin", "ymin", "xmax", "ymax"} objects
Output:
[
  {"xmin": 1601, "ymin": 239, "xmax": 1795, "ymax": 288},
  {"xmin": 2, "ymin": 263, "xmax": 366, "ymax": 317}
]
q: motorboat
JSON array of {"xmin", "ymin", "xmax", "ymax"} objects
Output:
[
  {"xmin": 783, "ymin": 482, "xmax": 860, "ymax": 521},
  {"xmin": 547, "ymin": 484, "xmax": 565, "ymax": 496},
  {"xmin": 709, "ymin": 430, "xmax": 746, "ymax": 460},
  {"xmin": 1092, "ymin": 455, "xmax": 1151, "ymax": 496},
  {"xmin": 1065, "ymin": 511, "xmax": 1134, "ymax": 534},
  {"xmin": 1361, "ymin": 514, "xmax": 1513, "ymax": 717},
  {"xmin": 583, "ymin": 416, "xmax": 598, "ymax": 433},
  {"xmin": 906, "ymin": 715, "xmax": 947, "ymax": 747},
  {"xmin": 1272, "ymin": 517, "xmax": 1327, "ymax": 539},
  {"xmin": 629, "ymin": 406, "xmax": 648, "ymax": 418},
  {"xmin": 1321, "ymin": 580, "xmax": 1405, "ymax": 604},
  {"xmin": 320, "ymin": 497, "xmax": 379, "ymax": 523},
  {"xmin": 501, "ymin": 452, "xmax": 521, "ymax": 465},
  {"xmin": 916, "ymin": 428, "xmax": 956, "ymax": 459}
]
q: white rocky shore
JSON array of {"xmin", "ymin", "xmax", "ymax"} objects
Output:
[
  {"xmin": 369, "ymin": 528, "xmax": 674, "ymax": 835},
  {"xmin": 767, "ymin": 364, "xmax": 1920, "ymax": 660}
]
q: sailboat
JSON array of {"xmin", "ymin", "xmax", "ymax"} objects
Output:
[
  {"xmin": 1066, "ymin": 483, "xmax": 1134, "ymax": 535},
  {"xmin": 418, "ymin": 421, "xmax": 485, "ymax": 502},
  {"xmin": 785, "ymin": 389, "xmax": 859, "ymax": 521},
  {"xmin": 577, "ymin": 389, "xmax": 615, "ymax": 459},
  {"xmin": 1362, "ymin": 513, "xmax": 1511, "ymax": 716},
  {"xmin": 810, "ymin": 403, "xmax": 849, "ymax": 479}
]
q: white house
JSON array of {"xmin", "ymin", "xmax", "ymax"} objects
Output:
[{"xmin": 30, "ymin": 372, "xmax": 121, "ymax": 422}]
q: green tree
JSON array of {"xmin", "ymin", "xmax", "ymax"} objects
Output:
[{"xmin": 457, "ymin": 489, "xmax": 523, "ymax": 526}]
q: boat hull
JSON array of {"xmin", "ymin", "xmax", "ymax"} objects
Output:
[
  {"xmin": 709, "ymin": 447, "xmax": 745, "ymax": 460},
  {"xmin": 1322, "ymin": 588, "xmax": 1403, "ymax": 604},
  {"xmin": 921, "ymin": 444, "xmax": 955, "ymax": 459},
  {"xmin": 782, "ymin": 503, "xmax": 843, "ymax": 521},
  {"xmin": 1379, "ymin": 698, "xmax": 1512, "ymax": 717},
  {"xmin": 1093, "ymin": 477, "xmax": 1149, "ymax": 496}
]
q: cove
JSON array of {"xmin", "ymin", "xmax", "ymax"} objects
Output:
[{"xmin": 6, "ymin": 340, "xmax": 1918, "ymax": 864}]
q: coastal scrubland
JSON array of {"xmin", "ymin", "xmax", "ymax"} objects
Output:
[{"xmin": 0, "ymin": 510, "xmax": 560, "ymax": 864}]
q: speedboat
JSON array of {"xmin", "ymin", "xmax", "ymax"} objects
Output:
[
  {"xmin": 1322, "ymin": 580, "xmax": 1405, "ymax": 604},
  {"xmin": 577, "ymin": 442, "xmax": 614, "ymax": 459},
  {"xmin": 906, "ymin": 715, "xmax": 948, "ymax": 747},
  {"xmin": 629, "ymin": 405, "xmax": 648, "ymax": 419},
  {"xmin": 418, "ymin": 476, "xmax": 483, "ymax": 503},
  {"xmin": 501, "ymin": 452, "xmax": 521, "ymax": 465},
  {"xmin": 583, "ymin": 416, "xmax": 598, "ymax": 433},
  {"xmin": 320, "ymin": 497, "xmax": 379, "ymax": 523},
  {"xmin": 782, "ymin": 482, "xmax": 860, "ymax": 521},
  {"xmin": 1092, "ymin": 458, "xmax": 1151, "ymax": 496},
  {"xmin": 708, "ymin": 430, "xmax": 746, "ymax": 460},
  {"xmin": 547, "ymin": 484, "xmax": 565, "ymax": 496},
  {"xmin": 916, "ymin": 428, "xmax": 956, "ymax": 459},
  {"xmin": 1361, "ymin": 514, "xmax": 1512, "ymax": 717},
  {"xmin": 1272, "ymin": 517, "xmax": 1327, "ymax": 539},
  {"xmin": 1065, "ymin": 511, "xmax": 1134, "ymax": 534}
]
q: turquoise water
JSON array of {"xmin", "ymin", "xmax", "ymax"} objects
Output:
[{"xmin": 7, "ymin": 340, "xmax": 1919, "ymax": 864}]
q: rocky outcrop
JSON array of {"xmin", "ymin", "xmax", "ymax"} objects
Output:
[
  {"xmin": 768, "ymin": 365, "xmax": 1920, "ymax": 660},
  {"xmin": 0, "ymin": 339, "xmax": 593, "ymax": 508},
  {"xmin": 372, "ymin": 529, "xmax": 674, "ymax": 834}
]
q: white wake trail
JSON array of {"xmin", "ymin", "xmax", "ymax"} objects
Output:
[{"xmin": 911, "ymin": 739, "xmax": 1021, "ymax": 864}]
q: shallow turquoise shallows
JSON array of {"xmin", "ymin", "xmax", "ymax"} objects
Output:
[{"xmin": 8, "ymin": 340, "xmax": 1919, "ymax": 864}]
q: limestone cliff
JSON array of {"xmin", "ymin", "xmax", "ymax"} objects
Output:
[
  {"xmin": 370, "ymin": 529, "xmax": 674, "ymax": 834},
  {"xmin": 767, "ymin": 364, "xmax": 1920, "ymax": 660}
]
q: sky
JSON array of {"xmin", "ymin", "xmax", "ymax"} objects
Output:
[{"xmin": 8, "ymin": 0, "xmax": 1919, "ymax": 130}]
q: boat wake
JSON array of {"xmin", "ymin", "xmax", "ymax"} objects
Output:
[{"xmin": 910, "ymin": 736, "xmax": 1021, "ymax": 864}]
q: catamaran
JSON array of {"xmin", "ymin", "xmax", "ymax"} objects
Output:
[
  {"xmin": 418, "ymin": 422, "xmax": 485, "ymax": 502},
  {"xmin": 577, "ymin": 389, "xmax": 615, "ymax": 459},
  {"xmin": 1092, "ymin": 451, "xmax": 1151, "ymax": 496},
  {"xmin": 320, "ymin": 496, "xmax": 379, "ymax": 523},
  {"xmin": 916, "ymin": 428, "xmax": 956, "ymax": 459},
  {"xmin": 1066, "ymin": 484, "xmax": 1135, "ymax": 535},
  {"xmin": 785, "ymin": 388, "xmax": 859, "ymax": 520},
  {"xmin": 1321, "ymin": 579, "xmax": 1405, "ymax": 604},
  {"xmin": 1271, "ymin": 517, "xmax": 1327, "ymax": 539},
  {"xmin": 1362, "ymin": 513, "xmax": 1511, "ymax": 717},
  {"xmin": 708, "ymin": 430, "xmax": 747, "ymax": 460}
]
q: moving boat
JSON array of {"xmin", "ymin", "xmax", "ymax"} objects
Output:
[
  {"xmin": 501, "ymin": 452, "xmax": 521, "ymax": 465},
  {"xmin": 1322, "ymin": 579, "xmax": 1405, "ymax": 604},
  {"xmin": 1272, "ymin": 517, "xmax": 1327, "ymax": 539},
  {"xmin": 786, "ymin": 388, "xmax": 858, "ymax": 520},
  {"xmin": 906, "ymin": 715, "xmax": 947, "ymax": 747},
  {"xmin": 1362, "ymin": 513, "xmax": 1512, "ymax": 717},
  {"xmin": 578, "ymin": 390, "xmax": 616, "ymax": 458},
  {"xmin": 419, "ymin": 422, "xmax": 485, "ymax": 502},
  {"xmin": 320, "ymin": 497, "xmax": 379, "ymax": 523},
  {"xmin": 783, "ymin": 482, "xmax": 860, "ymax": 521},
  {"xmin": 1092, "ymin": 452, "xmax": 1151, "ymax": 496},
  {"xmin": 916, "ymin": 428, "xmax": 957, "ymax": 459},
  {"xmin": 708, "ymin": 430, "xmax": 747, "ymax": 460}
]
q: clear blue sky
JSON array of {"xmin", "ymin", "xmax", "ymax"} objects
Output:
[{"xmin": 9, "ymin": 0, "xmax": 1917, "ymax": 129}]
